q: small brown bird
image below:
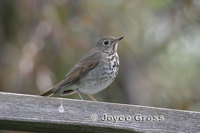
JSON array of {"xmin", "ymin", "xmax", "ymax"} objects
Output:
[{"xmin": 40, "ymin": 36, "xmax": 123, "ymax": 100}]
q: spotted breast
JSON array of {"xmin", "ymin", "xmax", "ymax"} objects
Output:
[{"xmin": 77, "ymin": 52, "xmax": 119, "ymax": 94}]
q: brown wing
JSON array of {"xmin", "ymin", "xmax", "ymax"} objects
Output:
[{"xmin": 53, "ymin": 49, "xmax": 101, "ymax": 93}]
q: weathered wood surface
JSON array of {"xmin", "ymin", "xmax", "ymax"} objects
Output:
[{"xmin": 0, "ymin": 92, "xmax": 199, "ymax": 133}]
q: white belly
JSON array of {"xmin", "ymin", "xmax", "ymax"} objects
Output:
[{"xmin": 78, "ymin": 53, "xmax": 119, "ymax": 94}]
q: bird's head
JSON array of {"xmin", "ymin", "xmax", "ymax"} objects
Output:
[{"xmin": 95, "ymin": 36, "xmax": 124, "ymax": 54}]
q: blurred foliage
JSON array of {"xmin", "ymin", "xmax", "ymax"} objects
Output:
[{"xmin": 0, "ymin": 0, "xmax": 200, "ymax": 112}]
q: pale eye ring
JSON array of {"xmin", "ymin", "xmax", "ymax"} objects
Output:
[{"xmin": 103, "ymin": 40, "xmax": 109, "ymax": 45}]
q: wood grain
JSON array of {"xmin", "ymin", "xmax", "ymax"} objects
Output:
[{"xmin": 0, "ymin": 92, "xmax": 199, "ymax": 133}]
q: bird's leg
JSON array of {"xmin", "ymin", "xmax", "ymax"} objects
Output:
[
  {"xmin": 76, "ymin": 88, "xmax": 84, "ymax": 100},
  {"xmin": 87, "ymin": 94, "xmax": 97, "ymax": 101}
]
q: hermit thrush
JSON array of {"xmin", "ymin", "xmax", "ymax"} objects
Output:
[{"xmin": 40, "ymin": 36, "xmax": 123, "ymax": 100}]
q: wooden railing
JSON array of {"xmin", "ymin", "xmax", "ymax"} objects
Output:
[{"xmin": 0, "ymin": 92, "xmax": 199, "ymax": 133}]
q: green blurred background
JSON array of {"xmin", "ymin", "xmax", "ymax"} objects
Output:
[{"xmin": 0, "ymin": 0, "xmax": 200, "ymax": 111}]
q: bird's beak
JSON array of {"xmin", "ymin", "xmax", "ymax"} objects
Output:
[
  {"xmin": 117, "ymin": 36, "xmax": 124, "ymax": 41},
  {"xmin": 113, "ymin": 36, "xmax": 124, "ymax": 43}
]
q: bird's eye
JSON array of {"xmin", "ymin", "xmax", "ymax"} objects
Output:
[{"xmin": 103, "ymin": 40, "xmax": 109, "ymax": 45}]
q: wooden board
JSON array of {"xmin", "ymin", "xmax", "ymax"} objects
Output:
[{"xmin": 0, "ymin": 92, "xmax": 199, "ymax": 133}]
